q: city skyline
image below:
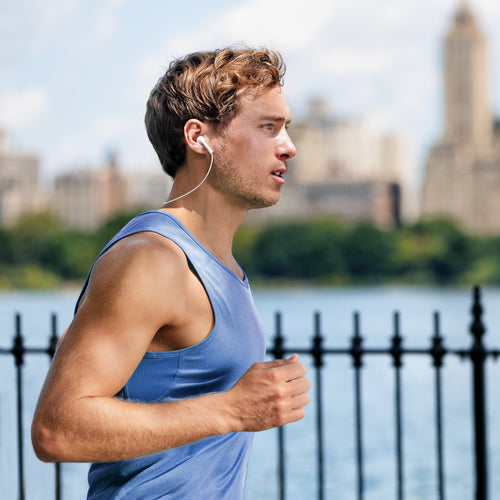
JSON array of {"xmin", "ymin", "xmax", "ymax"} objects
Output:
[{"xmin": 2, "ymin": 0, "xmax": 500, "ymax": 185}]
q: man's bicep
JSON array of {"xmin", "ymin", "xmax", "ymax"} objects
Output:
[
  {"xmin": 49, "ymin": 299, "xmax": 157, "ymax": 400},
  {"xmin": 49, "ymin": 241, "xmax": 185, "ymax": 399}
]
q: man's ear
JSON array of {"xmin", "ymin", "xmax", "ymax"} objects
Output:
[{"xmin": 184, "ymin": 119, "xmax": 211, "ymax": 155}]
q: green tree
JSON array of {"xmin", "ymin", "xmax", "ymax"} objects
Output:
[
  {"xmin": 462, "ymin": 234, "xmax": 500, "ymax": 285},
  {"xmin": 8, "ymin": 213, "xmax": 63, "ymax": 266},
  {"xmin": 252, "ymin": 218, "xmax": 347, "ymax": 282},
  {"xmin": 233, "ymin": 225, "xmax": 260, "ymax": 276},
  {"xmin": 4, "ymin": 209, "xmax": 500, "ymax": 288},
  {"xmin": 45, "ymin": 231, "xmax": 98, "ymax": 280},
  {"xmin": 0, "ymin": 228, "xmax": 15, "ymax": 263},
  {"xmin": 343, "ymin": 222, "xmax": 396, "ymax": 282},
  {"xmin": 395, "ymin": 219, "xmax": 474, "ymax": 284}
]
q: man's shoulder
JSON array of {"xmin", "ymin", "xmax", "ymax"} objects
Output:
[
  {"xmin": 108, "ymin": 230, "xmax": 184, "ymax": 257},
  {"xmin": 92, "ymin": 231, "xmax": 190, "ymax": 291}
]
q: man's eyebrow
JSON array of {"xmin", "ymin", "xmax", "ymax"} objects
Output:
[{"xmin": 260, "ymin": 115, "xmax": 292, "ymax": 124}]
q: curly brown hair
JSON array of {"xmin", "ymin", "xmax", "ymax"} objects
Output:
[{"xmin": 145, "ymin": 46, "xmax": 286, "ymax": 178}]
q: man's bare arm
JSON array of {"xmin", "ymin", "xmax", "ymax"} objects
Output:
[{"xmin": 31, "ymin": 234, "xmax": 310, "ymax": 463}]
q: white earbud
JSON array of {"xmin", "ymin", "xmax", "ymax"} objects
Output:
[
  {"xmin": 197, "ymin": 135, "xmax": 213, "ymax": 155},
  {"xmin": 163, "ymin": 135, "xmax": 214, "ymax": 205}
]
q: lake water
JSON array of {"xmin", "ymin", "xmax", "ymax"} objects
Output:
[{"xmin": 1, "ymin": 286, "xmax": 500, "ymax": 499}]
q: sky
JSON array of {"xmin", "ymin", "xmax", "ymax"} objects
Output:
[{"xmin": 1, "ymin": 0, "xmax": 500, "ymax": 186}]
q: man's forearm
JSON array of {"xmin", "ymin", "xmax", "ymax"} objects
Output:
[{"xmin": 32, "ymin": 392, "xmax": 233, "ymax": 463}]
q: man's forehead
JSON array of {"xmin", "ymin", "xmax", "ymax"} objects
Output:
[
  {"xmin": 236, "ymin": 85, "xmax": 290, "ymax": 118},
  {"xmin": 237, "ymin": 84, "xmax": 284, "ymax": 101}
]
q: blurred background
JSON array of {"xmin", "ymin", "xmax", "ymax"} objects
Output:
[
  {"xmin": 2, "ymin": 2, "xmax": 500, "ymax": 499},
  {"xmin": 1, "ymin": 0, "xmax": 500, "ymax": 289}
]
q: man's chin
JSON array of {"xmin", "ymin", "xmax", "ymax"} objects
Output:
[{"xmin": 248, "ymin": 195, "xmax": 280, "ymax": 210}]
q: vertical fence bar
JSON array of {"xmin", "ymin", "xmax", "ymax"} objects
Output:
[
  {"xmin": 12, "ymin": 313, "xmax": 25, "ymax": 500},
  {"xmin": 49, "ymin": 313, "xmax": 62, "ymax": 500},
  {"xmin": 391, "ymin": 312, "xmax": 404, "ymax": 500},
  {"xmin": 351, "ymin": 312, "xmax": 364, "ymax": 500},
  {"xmin": 48, "ymin": 313, "xmax": 59, "ymax": 358},
  {"xmin": 312, "ymin": 312, "xmax": 324, "ymax": 500},
  {"xmin": 431, "ymin": 312, "xmax": 446, "ymax": 500},
  {"xmin": 272, "ymin": 312, "xmax": 286, "ymax": 500},
  {"xmin": 470, "ymin": 286, "xmax": 487, "ymax": 500}
]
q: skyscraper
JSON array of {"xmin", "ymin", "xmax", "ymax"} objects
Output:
[
  {"xmin": 422, "ymin": 2, "xmax": 500, "ymax": 234},
  {"xmin": 0, "ymin": 131, "xmax": 43, "ymax": 226},
  {"xmin": 444, "ymin": 2, "xmax": 492, "ymax": 154}
]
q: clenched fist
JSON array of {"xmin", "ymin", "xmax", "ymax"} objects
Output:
[{"xmin": 224, "ymin": 354, "xmax": 311, "ymax": 432}]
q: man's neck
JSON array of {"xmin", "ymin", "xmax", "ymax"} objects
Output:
[{"xmin": 159, "ymin": 197, "xmax": 247, "ymax": 278}]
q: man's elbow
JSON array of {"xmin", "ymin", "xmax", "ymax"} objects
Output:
[{"xmin": 31, "ymin": 417, "xmax": 67, "ymax": 463}]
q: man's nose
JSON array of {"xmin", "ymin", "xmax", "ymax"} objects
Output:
[{"xmin": 277, "ymin": 131, "xmax": 296, "ymax": 160}]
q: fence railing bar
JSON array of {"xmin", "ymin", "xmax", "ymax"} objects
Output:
[
  {"xmin": 435, "ymin": 367, "xmax": 444, "ymax": 500},
  {"xmin": 12, "ymin": 313, "xmax": 25, "ymax": 500},
  {"xmin": 431, "ymin": 311, "xmax": 446, "ymax": 500},
  {"xmin": 394, "ymin": 367, "xmax": 404, "ymax": 500},
  {"xmin": 351, "ymin": 311, "xmax": 364, "ymax": 500},
  {"xmin": 312, "ymin": 312, "xmax": 324, "ymax": 500},
  {"xmin": 391, "ymin": 312, "xmax": 404, "ymax": 500},
  {"xmin": 470, "ymin": 286, "xmax": 488, "ymax": 500},
  {"xmin": 282, "ymin": 345, "xmax": 499, "ymax": 360},
  {"xmin": 16, "ymin": 315, "xmax": 63, "ymax": 500},
  {"xmin": 49, "ymin": 314, "xmax": 59, "ymax": 358},
  {"xmin": 271, "ymin": 312, "xmax": 286, "ymax": 500},
  {"xmin": 49, "ymin": 313, "xmax": 62, "ymax": 500},
  {"xmin": 277, "ymin": 424, "xmax": 285, "ymax": 500}
]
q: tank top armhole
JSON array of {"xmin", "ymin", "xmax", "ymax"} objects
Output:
[{"xmin": 184, "ymin": 254, "xmax": 216, "ymax": 326}]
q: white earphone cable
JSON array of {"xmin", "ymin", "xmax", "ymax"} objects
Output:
[{"xmin": 163, "ymin": 150, "xmax": 214, "ymax": 205}]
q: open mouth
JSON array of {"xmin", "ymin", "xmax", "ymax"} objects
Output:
[{"xmin": 271, "ymin": 170, "xmax": 283, "ymax": 178}]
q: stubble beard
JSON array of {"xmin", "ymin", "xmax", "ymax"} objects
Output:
[{"xmin": 209, "ymin": 148, "xmax": 281, "ymax": 210}]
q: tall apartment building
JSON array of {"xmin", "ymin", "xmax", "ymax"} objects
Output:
[
  {"xmin": 422, "ymin": 3, "xmax": 500, "ymax": 234},
  {"xmin": 0, "ymin": 131, "xmax": 43, "ymax": 226},
  {"xmin": 290, "ymin": 100, "xmax": 405, "ymax": 185},
  {"xmin": 51, "ymin": 153, "xmax": 129, "ymax": 230},
  {"xmin": 125, "ymin": 170, "xmax": 172, "ymax": 210},
  {"xmin": 246, "ymin": 99, "xmax": 408, "ymax": 227},
  {"xmin": 51, "ymin": 154, "xmax": 172, "ymax": 230}
]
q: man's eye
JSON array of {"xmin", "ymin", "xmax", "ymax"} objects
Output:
[{"xmin": 263, "ymin": 123, "xmax": 276, "ymax": 133}]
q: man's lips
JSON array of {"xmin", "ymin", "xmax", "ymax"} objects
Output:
[
  {"xmin": 271, "ymin": 165, "xmax": 287, "ymax": 178},
  {"xmin": 271, "ymin": 168, "xmax": 286, "ymax": 184}
]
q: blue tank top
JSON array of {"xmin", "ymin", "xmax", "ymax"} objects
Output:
[{"xmin": 82, "ymin": 210, "xmax": 266, "ymax": 499}]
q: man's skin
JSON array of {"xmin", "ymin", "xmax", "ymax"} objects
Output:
[{"xmin": 31, "ymin": 84, "xmax": 310, "ymax": 464}]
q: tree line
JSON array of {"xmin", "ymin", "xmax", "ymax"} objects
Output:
[{"xmin": 1, "ymin": 211, "xmax": 500, "ymax": 289}]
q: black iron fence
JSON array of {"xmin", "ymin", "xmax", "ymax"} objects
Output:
[{"xmin": 0, "ymin": 286, "xmax": 498, "ymax": 500}]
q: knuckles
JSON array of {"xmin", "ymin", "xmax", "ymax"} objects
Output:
[
  {"xmin": 264, "ymin": 368, "xmax": 282, "ymax": 385},
  {"xmin": 273, "ymin": 414, "xmax": 289, "ymax": 428},
  {"xmin": 236, "ymin": 359, "xmax": 311, "ymax": 431},
  {"xmin": 268, "ymin": 384, "xmax": 287, "ymax": 401}
]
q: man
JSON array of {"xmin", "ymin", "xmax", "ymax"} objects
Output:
[{"xmin": 31, "ymin": 46, "xmax": 310, "ymax": 499}]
